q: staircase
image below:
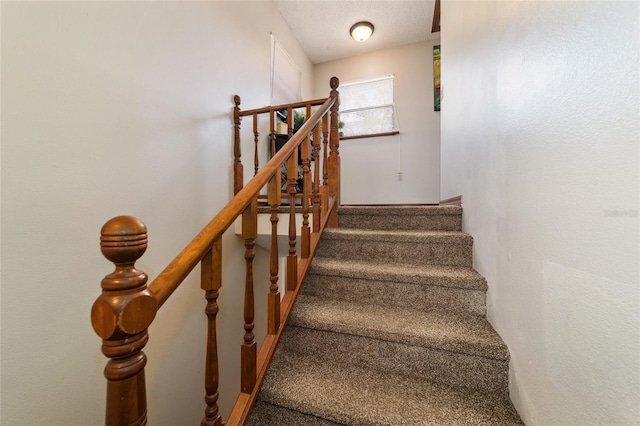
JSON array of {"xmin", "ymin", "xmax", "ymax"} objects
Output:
[{"xmin": 248, "ymin": 206, "xmax": 522, "ymax": 425}]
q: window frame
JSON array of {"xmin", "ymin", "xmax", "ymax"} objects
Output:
[{"xmin": 338, "ymin": 75, "xmax": 399, "ymax": 139}]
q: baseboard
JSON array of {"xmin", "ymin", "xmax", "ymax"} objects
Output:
[
  {"xmin": 439, "ymin": 195, "xmax": 462, "ymax": 207},
  {"xmin": 509, "ymin": 361, "xmax": 531, "ymax": 425}
]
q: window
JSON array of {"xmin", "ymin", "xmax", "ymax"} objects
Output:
[{"xmin": 339, "ymin": 75, "xmax": 397, "ymax": 138}]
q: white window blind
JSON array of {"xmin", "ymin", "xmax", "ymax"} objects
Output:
[{"xmin": 339, "ymin": 75, "xmax": 397, "ymax": 137}]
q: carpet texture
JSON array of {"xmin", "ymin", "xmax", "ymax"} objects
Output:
[{"xmin": 247, "ymin": 206, "xmax": 522, "ymax": 425}]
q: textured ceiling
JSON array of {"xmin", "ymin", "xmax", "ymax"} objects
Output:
[{"xmin": 274, "ymin": 0, "xmax": 439, "ymax": 64}]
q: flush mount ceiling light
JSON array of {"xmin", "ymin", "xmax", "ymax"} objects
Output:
[{"xmin": 350, "ymin": 21, "xmax": 374, "ymax": 42}]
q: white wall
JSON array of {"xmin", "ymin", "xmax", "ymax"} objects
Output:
[
  {"xmin": 314, "ymin": 40, "xmax": 441, "ymax": 204},
  {"xmin": 0, "ymin": 2, "xmax": 313, "ymax": 425},
  {"xmin": 441, "ymin": 1, "xmax": 639, "ymax": 424}
]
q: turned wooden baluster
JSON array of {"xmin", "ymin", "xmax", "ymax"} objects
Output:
[
  {"xmin": 312, "ymin": 118, "xmax": 321, "ymax": 233},
  {"xmin": 287, "ymin": 106, "xmax": 293, "ymax": 140},
  {"xmin": 233, "ymin": 95, "xmax": 243, "ymax": 195},
  {"xmin": 201, "ymin": 239, "xmax": 222, "ymax": 426},
  {"xmin": 328, "ymin": 77, "xmax": 341, "ymax": 227},
  {"xmin": 91, "ymin": 216, "xmax": 158, "ymax": 426},
  {"xmin": 285, "ymin": 105, "xmax": 297, "ymax": 290},
  {"xmin": 253, "ymin": 113, "xmax": 259, "ymax": 176},
  {"xmin": 300, "ymin": 104, "xmax": 312, "ymax": 258},
  {"xmin": 241, "ymin": 197, "xmax": 258, "ymax": 393},
  {"xmin": 321, "ymin": 113, "xmax": 329, "ymax": 213},
  {"xmin": 267, "ymin": 107, "xmax": 281, "ymax": 335},
  {"xmin": 286, "ymin": 146, "xmax": 298, "ymax": 291},
  {"xmin": 270, "ymin": 110, "xmax": 276, "ymax": 158},
  {"xmin": 268, "ymin": 171, "xmax": 281, "ymax": 334}
]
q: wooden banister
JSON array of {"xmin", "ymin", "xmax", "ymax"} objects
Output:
[
  {"xmin": 226, "ymin": 194, "xmax": 338, "ymax": 426},
  {"xmin": 150, "ymin": 94, "xmax": 335, "ymax": 309},
  {"xmin": 201, "ymin": 238, "xmax": 222, "ymax": 426},
  {"xmin": 328, "ymin": 77, "xmax": 341, "ymax": 227},
  {"xmin": 301, "ymin": 121, "xmax": 311, "ymax": 259},
  {"xmin": 91, "ymin": 216, "xmax": 156, "ymax": 426},
  {"xmin": 241, "ymin": 197, "xmax": 258, "ymax": 393},
  {"xmin": 252, "ymin": 113, "xmax": 259, "ymax": 176},
  {"xmin": 312, "ymin": 119, "xmax": 321, "ymax": 233},
  {"xmin": 237, "ymin": 97, "xmax": 328, "ymax": 117},
  {"xmin": 321, "ymin": 113, "xmax": 329, "ymax": 213},
  {"xmin": 233, "ymin": 95, "xmax": 243, "ymax": 195},
  {"xmin": 286, "ymin": 146, "xmax": 298, "ymax": 291},
  {"xmin": 92, "ymin": 78, "xmax": 341, "ymax": 426},
  {"xmin": 267, "ymin": 173, "xmax": 281, "ymax": 335}
]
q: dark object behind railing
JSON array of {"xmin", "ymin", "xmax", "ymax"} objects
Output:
[{"xmin": 91, "ymin": 78, "xmax": 340, "ymax": 426}]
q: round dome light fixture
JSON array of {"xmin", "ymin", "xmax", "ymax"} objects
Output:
[{"xmin": 350, "ymin": 21, "xmax": 374, "ymax": 42}]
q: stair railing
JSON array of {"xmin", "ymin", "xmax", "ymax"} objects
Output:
[{"xmin": 91, "ymin": 77, "xmax": 341, "ymax": 426}]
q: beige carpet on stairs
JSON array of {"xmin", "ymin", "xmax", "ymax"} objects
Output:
[{"xmin": 247, "ymin": 206, "xmax": 523, "ymax": 425}]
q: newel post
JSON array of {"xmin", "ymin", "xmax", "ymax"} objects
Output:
[
  {"xmin": 91, "ymin": 216, "xmax": 158, "ymax": 426},
  {"xmin": 328, "ymin": 76, "xmax": 341, "ymax": 227}
]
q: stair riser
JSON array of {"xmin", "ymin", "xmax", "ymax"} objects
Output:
[
  {"xmin": 281, "ymin": 326, "xmax": 509, "ymax": 395},
  {"xmin": 248, "ymin": 401, "xmax": 342, "ymax": 426},
  {"xmin": 339, "ymin": 214, "xmax": 461, "ymax": 231},
  {"xmin": 303, "ymin": 273, "xmax": 486, "ymax": 315},
  {"xmin": 317, "ymin": 239, "xmax": 472, "ymax": 267}
]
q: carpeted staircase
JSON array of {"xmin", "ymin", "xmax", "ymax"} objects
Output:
[{"xmin": 248, "ymin": 206, "xmax": 522, "ymax": 425}]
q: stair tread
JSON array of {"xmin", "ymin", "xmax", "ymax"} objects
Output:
[
  {"xmin": 309, "ymin": 257, "xmax": 487, "ymax": 291},
  {"xmin": 322, "ymin": 228, "xmax": 473, "ymax": 244},
  {"xmin": 291, "ymin": 294, "xmax": 509, "ymax": 361},
  {"xmin": 258, "ymin": 349, "xmax": 522, "ymax": 426},
  {"xmin": 280, "ymin": 325, "xmax": 510, "ymax": 394},
  {"xmin": 338, "ymin": 205, "xmax": 462, "ymax": 216}
]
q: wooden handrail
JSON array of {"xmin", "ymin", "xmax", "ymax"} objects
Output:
[
  {"xmin": 237, "ymin": 97, "xmax": 328, "ymax": 117},
  {"xmin": 150, "ymin": 95, "xmax": 335, "ymax": 309},
  {"xmin": 92, "ymin": 77, "xmax": 341, "ymax": 426}
]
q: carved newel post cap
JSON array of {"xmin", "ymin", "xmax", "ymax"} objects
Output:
[
  {"xmin": 93, "ymin": 216, "xmax": 156, "ymax": 340},
  {"xmin": 330, "ymin": 76, "xmax": 340, "ymax": 90},
  {"xmin": 234, "ymin": 95, "xmax": 241, "ymax": 106},
  {"xmin": 100, "ymin": 216, "xmax": 147, "ymax": 265}
]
